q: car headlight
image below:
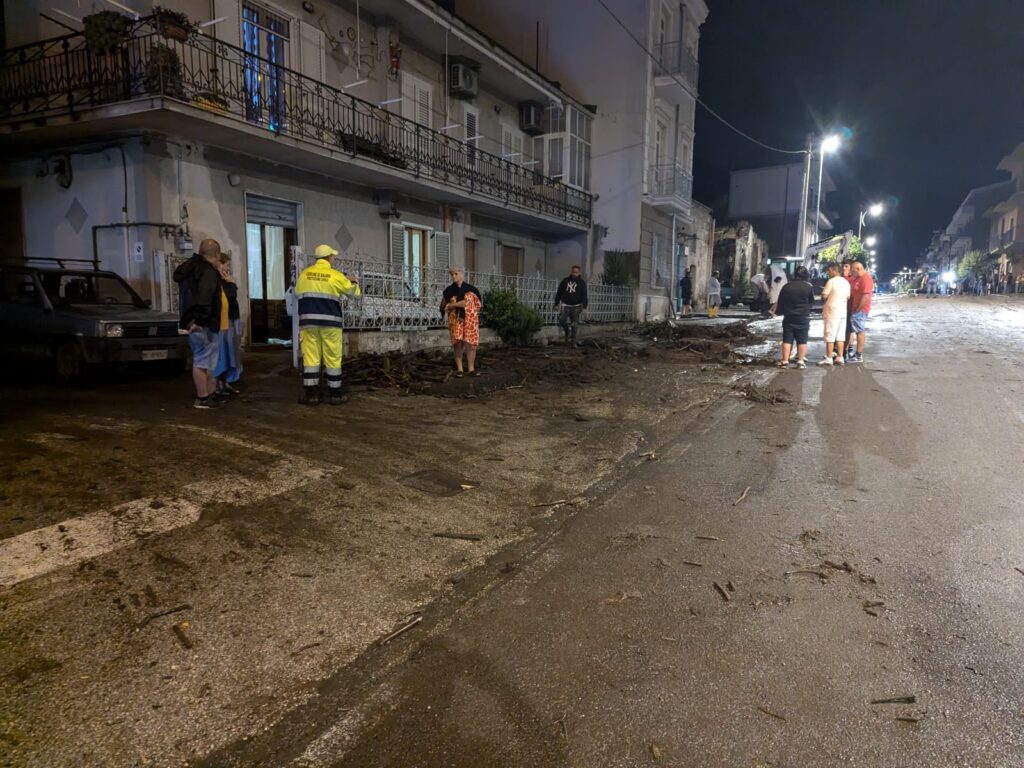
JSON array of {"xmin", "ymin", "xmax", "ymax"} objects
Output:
[{"xmin": 103, "ymin": 324, "xmax": 124, "ymax": 338}]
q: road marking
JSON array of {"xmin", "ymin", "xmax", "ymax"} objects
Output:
[{"xmin": 0, "ymin": 444, "xmax": 337, "ymax": 588}]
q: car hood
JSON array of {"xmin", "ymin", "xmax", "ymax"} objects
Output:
[{"xmin": 58, "ymin": 305, "xmax": 179, "ymax": 323}]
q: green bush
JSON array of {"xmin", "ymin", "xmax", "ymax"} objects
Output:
[
  {"xmin": 601, "ymin": 250, "xmax": 639, "ymax": 287},
  {"xmin": 83, "ymin": 11, "xmax": 132, "ymax": 53},
  {"xmin": 481, "ymin": 288, "xmax": 543, "ymax": 346}
]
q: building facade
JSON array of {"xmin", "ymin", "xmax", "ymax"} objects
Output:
[
  {"xmin": 727, "ymin": 162, "xmax": 834, "ymax": 262},
  {"xmin": 985, "ymin": 143, "xmax": 1024, "ymax": 276},
  {"xmin": 712, "ymin": 220, "xmax": 767, "ymax": 291},
  {"xmin": 455, "ymin": 0, "xmax": 709, "ymax": 320},
  {"xmin": 0, "ymin": 0, "xmax": 635, "ymax": 344},
  {"xmin": 940, "ymin": 180, "xmax": 1015, "ymax": 267}
]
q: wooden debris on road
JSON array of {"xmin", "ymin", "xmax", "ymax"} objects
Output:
[
  {"xmin": 871, "ymin": 695, "xmax": 916, "ymax": 705},
  {"xmin": 784, "ymin": 569, "xmax": 828, "ymax": 579},
  {"xmin": 290, "ymin": 642, "xmax": 322, "ymax": 656},
  {"xmin": 695, "ymin": 535, "xmax": 721, "ymax": 541},
  {"xmin": 639, "ymin": 451, "xmax": 657, "ymax": 461},
  {"xmin": 603, "ymin": 591, "xmax": 643, "ymax": 604},
  {"xmin": 756, "ymin": 705, "xmax": 787, "ymax": 721},
  {"xmin": 378, "ymin": 614, "xmax": 422, "ymax": 646},
  {"xmin": 713, "ymin": 582, "xmax": 731, "ymax": 602},
  {"xmin": 171, "ymin": 621, "xmax": 194, "ymax": 650},
  {"xmin": 895, "ymin": 716, "xmax": 920, "ymax": 724},
  {"xmin": 432, "ymin": 532, "xmax": 483, "ymax": 541},
  {"xmin": 532, "ymin": 499, "xmax": 569, "ymax": 508},
  {"xmin": 1014, "ymin": 567, "xmax": 1024, "ymax": 577},
  {"xmin": 733, "ymin": 486, "xmax": 751, "ymax": 506},
  {"xmin": 738, "ymin": 382, "xmax": 793, "ymax": 404},
  {"xmin": 137, "ymin": 604, "xmax": 191, "ymax": 628},
  {"xmin": 682, "ymin": 560, "xmax": 704, "ymax": 567},
  {"xmin": 650, "ymin": 742, "xmax": 664, "ymax": 761}
]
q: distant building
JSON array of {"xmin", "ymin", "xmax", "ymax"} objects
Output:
[
  {"xmin": 727, "ymin": 163, "xmax": 835, "ymax": 260},
  {"xmin": 713, "ymin": 220, "xmax": 768, "ymax": 288},
  {"xmin": 985, "ymin": 143, "xmax": 1024, "ymax": 276},
  {"xmin": 686, "ymin": 202, "xmax": 715, "ymax": 309},
  {"xmin": 942, "ymin": 180, "xmax": 1015, "ymax": 265},
  {"xmin": 457, "ymin": 0, "xmax": 710, "ymax": 320}
]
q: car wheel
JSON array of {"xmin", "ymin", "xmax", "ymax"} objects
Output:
[{"xmin": 55, "ymin": 341, "xmax": 93, "ymax": 385}]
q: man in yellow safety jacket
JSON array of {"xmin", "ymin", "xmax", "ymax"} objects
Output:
[{"xmin": 295, "ymin": 244, "xmax": 361, "ymax": 405}]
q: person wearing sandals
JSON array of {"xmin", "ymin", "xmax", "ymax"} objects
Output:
[
  {"xmin": 774, "ymin": 265, "xmax": 815, "ymax": 369},
  {"xmin": 213, "ymin": 254, "xmax": 243, "ymax": 397},
  {"xmin": 441, "ymin": 267, "xmax": 483, "ymax": 377}
]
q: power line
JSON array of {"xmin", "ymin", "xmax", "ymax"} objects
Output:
[{"xmin": 592, "ymin": 0, "xmax": 806, "ymax": 156}]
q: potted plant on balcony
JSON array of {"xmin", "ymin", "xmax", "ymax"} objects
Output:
[
  {"xmin": 83, "ymin": 10, "xmax": 132, "ymax": 54},
  {"xmin": 144, "ymin": 43, "xmax": 186, "ymax": 99},
  {"xmin": 154, "ymin": 6, "xmax": 195, "ymax": 42}
]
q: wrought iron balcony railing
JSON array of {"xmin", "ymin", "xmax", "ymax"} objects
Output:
[
  {"xmin": 653, "ymin": 40, "xmax": 699, "ymax": 87},
  {"xmin": 0, "ymin": 17, "xmax": 592, "ymax": 228},
  {"xmin": 648, "ymin": 163, "xmax": 693, "ymax": 202}
]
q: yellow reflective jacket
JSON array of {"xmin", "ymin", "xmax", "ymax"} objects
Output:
[{"xmin": 295, "ymin": 258, "xmax": 361, "ymax": 328}]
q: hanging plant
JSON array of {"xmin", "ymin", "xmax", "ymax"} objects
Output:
[
  {"xmin": 83, "ymin": 11, "xmax": 132, "ymax": 54},
  {"xmin": 154, "ymin": 6, "xmax": 195, "ymax": 42},
  {"xmin": 144, "ymin": 43, "xmax": 186, "ymax": 99}
]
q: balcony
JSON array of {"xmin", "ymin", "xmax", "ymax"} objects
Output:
[
  {"xmin": 653, "ymin": 40, "xmax": 699, "ymax": 94},
  {"xmin": 0, "ymin": 18, "xmax": 591, "ymax": 232},
  {"xmin": 991, "ymin": 226, "xmax": 1017, "ymax": 251},
  {"xmin": 647, "ymin": 164, "xmax": 693, "ymax": 215}
]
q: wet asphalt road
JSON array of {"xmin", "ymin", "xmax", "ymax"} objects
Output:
[{"xmin": 259, "ymin": 295, "xmax": 1024, "ymax": 767}]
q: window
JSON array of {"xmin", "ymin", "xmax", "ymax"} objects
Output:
[
  {"xmin": 403, "ymin": 73, "xmax": 432, "ymax": 128},
  {"xmin": 502, "ymin": 124, "xmax": 524, "ymax": 164},
  {"xmin": 568, "ymin": 107, "xmax": 592, "ymax": 189},
  {"xmin": 464, "ymin": 105, "xmax": 479, "ymax": 165},
  {"xmin": 548, "ymin": 136, "xmax": 564, "ymax": 179},
  {"xmin": 465, "ymin": 238, "xmax": 478, "ymax": 274},
  {"xmin": 242, "ymin": 1, "xmax": 290, "ymax": 130}
]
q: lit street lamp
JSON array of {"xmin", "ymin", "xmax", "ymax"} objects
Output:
[
  {"xmin": 858, "ymin": 202, "xmax": 884, "ymax": 238},
  {"xmin": 815, "ymin": 134, "xmax": 842, "ymax": 243},
  {"xmin": 865, "ymin": 235, "xmax": 877, "ymax": 247}
]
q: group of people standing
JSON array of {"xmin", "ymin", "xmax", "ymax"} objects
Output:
[
  {"xmin": 772, "ymin": 257, "xmax": 874, "ymax": 369},
  {"xmin": 173, "ymin": 239, "xmax": 243, "ymax": 409}
]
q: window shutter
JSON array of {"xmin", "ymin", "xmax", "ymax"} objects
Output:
[
  {"xmin": 502, "ymin": 126, "xmax": 513, "ymax": 159},
  {"xmin": 389, "ymin": 222, "xmax": 405, "ymax": 267},
  {"xmin": 432, "ymin": 231, "xmax": 451, "ymax": 271},
  {"xmin": 213, "ymin": 0, "xmax": 241, "ymax": 49},
  {"xmin": 416, "ymin": 84, "xmax": 431, "ymax": 128},
  {"xmin": 297, "ymin": 20, "xmax": 325, "ymax": 82}
]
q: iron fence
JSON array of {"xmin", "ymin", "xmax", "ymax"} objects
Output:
[
  {"xmin": 332, "ymin": 260, "xmax": 633, "ymax": 331},
  {"xmin": 0, "ymin": 17, "xmax": 591, "ymax": 228}
]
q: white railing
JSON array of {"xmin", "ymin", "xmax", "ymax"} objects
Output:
[
  {"xmin": 648, "ymin": 163, "xmax": 693, "ymax": 201},
  {"xmin": 653, "ymin": 40, "xmax": 699, "ymax": 86}
]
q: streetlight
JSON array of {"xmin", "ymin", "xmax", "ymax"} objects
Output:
[
  {"xmin": 865, "ymin": 235, "xmax": 877, "ymax": 247},
  {"xmin": 814, "ymin": 134, "xmax": 842, "ymax": 243},
  {"xmin": 858, "ymin": 202, "xmax": 885, "ymax": 238}
]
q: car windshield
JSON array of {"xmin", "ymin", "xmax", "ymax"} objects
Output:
[{"xmin": 40, "ymin": 272, "xmax": 143, "ymax": 307}]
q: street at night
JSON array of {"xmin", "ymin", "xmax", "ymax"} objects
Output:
[
  {"xmin": 3, "ymin": 0, "xmax": 1024, "ymax": 766},
  {"xmin": 3, "ymin": 296, "xmax": 1024, "ymax": 767}
]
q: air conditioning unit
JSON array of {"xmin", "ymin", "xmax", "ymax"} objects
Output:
[
  {"xmin": 519, "ymin": 101, "xmax": 544, "ymax": 136},
  {"xmin": 450, "ymin": 63, "xmax": 478, "ymax": 99}
]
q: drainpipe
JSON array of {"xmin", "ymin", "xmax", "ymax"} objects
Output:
[{"xmin": 670, "ymin": 212, "xmax": 678, "ymax": 318}]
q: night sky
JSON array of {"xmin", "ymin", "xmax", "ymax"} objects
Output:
[{"xmin": 692, "ymin": 0, "xmax": 1024, "ymax": 275}]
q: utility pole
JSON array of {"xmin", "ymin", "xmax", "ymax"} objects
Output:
[{"xmin": 794, "ymin": 135, "xmax": 813, "ymax": 265}]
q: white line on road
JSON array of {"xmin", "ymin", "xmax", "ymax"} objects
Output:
[{"xmin": 0, "ymin": 439, "xmax": 338, "ymax": 588}]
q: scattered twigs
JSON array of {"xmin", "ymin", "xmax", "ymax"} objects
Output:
[
  {"xmin": 532, "ymin": 499, "xmax": 569, "ymax": 508},
  {"xmin": 738, "ymin": 382, "xmax": 793, "ymax": 404},
  {"xmin": 682, "ymin": 560, "xmax": 704, "ymax": 567},
  {"xmin": 1015, "ymin": 567, "xmax": 1024, "ymax": 577},
  {"xmin": 290, "ymin": 642, "xmax": 322, "ymax": 656},
  {"xmin": 895, "ymin": 716, "xmax": 920, "ymax": 723},
  {"xmin": 695, "ymin": 535, "xmax": 720, "ymax": 541},
  {"xmin": 871, "ymin": 695, "xmax": 916, "ymax": 705},
  {"xmin": 171, "ymin": 621, "xmax": 194, "ymax": 649},
  {"xmin": 713, "ymin": 582, "xmax": 731, "ymax": 602},
  {"xmin": 432, "ymin": 532, "xmax": 483, "ymax": 541},
  {"xmin": 378, "ymin": 614, "xmax": 422, "ymax": 646},
  {"xmin": 137, "ymin": 604, "xmax": 191, "ymax": 628},
  {"xmin": 757, "ymin": 705, "xmax": 787, "ymax": 721},
  {"xmin": 733, "ymin": 486, "xmax": 751, "ymax": 506}
]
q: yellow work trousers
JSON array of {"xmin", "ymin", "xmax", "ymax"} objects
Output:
[{"xmin": 300, "ymin": 326, "xmax": 343, "ymax": 389}]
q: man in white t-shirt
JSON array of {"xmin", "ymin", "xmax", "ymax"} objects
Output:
[
  {"xmin": 818, "ymin": 261, "xmax": 851, "ymax": 366},
  {"xmin": 768, "ymin": 264, "xmax": 788, "ymax": 314}
]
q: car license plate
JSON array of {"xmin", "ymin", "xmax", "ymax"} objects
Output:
[{"xmin": 142, "ymin": 350, "xmax": 169, "ymax": 361}]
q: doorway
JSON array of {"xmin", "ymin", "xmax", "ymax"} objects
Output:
[
  {"xmin": 403, "ymin": 226, "xmax": 429, "ymax": 298},
  {"xmin": 246, "ymin": 195, "xmax": 299, "ymax": 343},
  {"xmin": 501, "ymin": 245, "xmax": 523, "ymax": 275}
]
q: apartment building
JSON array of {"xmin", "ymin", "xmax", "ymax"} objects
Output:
[
  {"xmin": 937, "ymin": 180, "xmax": 1014, "ymax": 267},
  {"xmin": 0, "ymin": 0, "xmax": 634, "ymax": 344},
  {"xmin": 986, "ymin": 143, "xmax": 1024, "ymax": 275},
  {"xmin": 456, "ymin": 0, "xmax": 709, "ymax": 320}
]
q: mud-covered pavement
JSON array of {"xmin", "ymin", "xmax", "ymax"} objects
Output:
[{"xmin": 0, "ymin": 324, "xmax": 759, "ymax": 767}]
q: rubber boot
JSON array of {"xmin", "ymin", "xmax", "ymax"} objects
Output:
[
  {"xmin": 300, "ymin": 386, "xmax": 321, "ymax": 406},
  {"xmin": 328, "ymin": 388, "xmax": 349, "ymax": 405}
]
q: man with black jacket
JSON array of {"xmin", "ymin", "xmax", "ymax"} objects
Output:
[
  {"xmin": 774, "ymin": 265, "xmax": 815, "ymax": 369},
  {"xmin": 173, "ymin": 239, "xmax": 224, "ymax": 409},
  {"xmin": 554, "ymin": 265, "xmax": 588, "ymax": 346}
]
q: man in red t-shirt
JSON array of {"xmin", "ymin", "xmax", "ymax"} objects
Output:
[
  {"xmin": 848, "ymin": 258, "xmax": 874, "ymax": 363},
  {"xmin": 842, "ymin": 260, "xmax": 857, "ymax": 359}
]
